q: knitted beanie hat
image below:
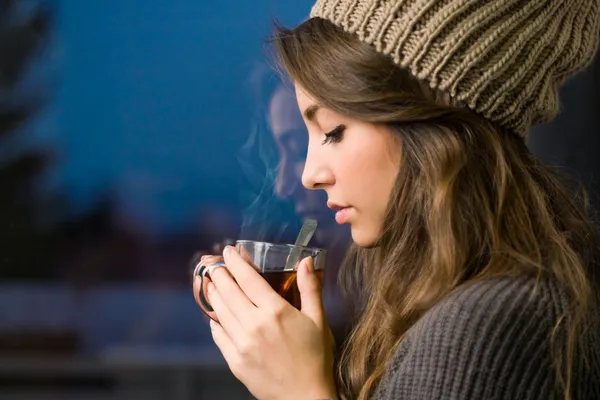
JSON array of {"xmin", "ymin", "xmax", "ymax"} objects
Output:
[{"xmin": 309, "ymin": 0, "xmax": 600, "ymax": 136}]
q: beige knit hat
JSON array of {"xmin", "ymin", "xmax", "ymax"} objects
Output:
[{"xmin": 310, "ymin": 0, "xmax": 600, "ymax": 136}]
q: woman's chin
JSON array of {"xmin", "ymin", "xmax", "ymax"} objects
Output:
[{"xmin": 350, "ymin": 226, "xmax": 379, "ymax": 248}]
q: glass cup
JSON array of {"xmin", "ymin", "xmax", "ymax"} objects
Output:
[{"xmin": 193, "ymin": 240, "xmax": 326, "ymax": 321}]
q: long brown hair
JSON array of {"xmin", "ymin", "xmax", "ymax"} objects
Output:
[{"xmin": 273, "ymin": 17, "xmax": 599, "ymax": 400}]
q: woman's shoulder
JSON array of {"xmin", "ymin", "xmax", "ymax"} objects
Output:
[
  {"xmin": 403, "ymin": 274, "xmax": 569, "ymax": 361},
  {"xmin": 373, "ymin": 275, "xmax": 600, "ymax": 400},
  {"xmin": 420, "ymin": 274, "xmax": 566, "ymax": 329}
]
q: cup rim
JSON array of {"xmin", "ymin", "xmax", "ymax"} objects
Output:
[{"xmin": 235, "ymin": 239, "xmax": 325, "ymax": 253}]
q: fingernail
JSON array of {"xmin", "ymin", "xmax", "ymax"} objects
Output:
[
  {"xmin": 223, "ymin": 246, "xmax": 233, "ymax": 256},
  {"xmin": 207, "ymin": 282, "xmax": 215, "ymax": 294},
  {"xmin": 210, "ymin": 319, "xmax": 221, "ymax": 330},
  {"xmin": 304, "ymin": 257, "xmax": 314, "ymax": 273}
]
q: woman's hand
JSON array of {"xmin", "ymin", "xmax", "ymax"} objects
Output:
[{"xmin": 193, "ymin": 246, "xmax": 338, "ymax": 400}]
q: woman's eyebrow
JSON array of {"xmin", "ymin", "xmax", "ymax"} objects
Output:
[{"xmin": 303, "ymin": 104, "xmax": 321, "ymax": 121}]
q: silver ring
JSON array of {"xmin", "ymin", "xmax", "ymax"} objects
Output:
[
  {"xmin": 194, "ymin": 259, "xmax": 226, "ymax": 277},
  {"xmin": 194, "ymin": 260, "xmax": 226, "ymax": 314},
  {"xmin": 204, "ymin": 261, "xmax": 226, "ymax": 277},
  {"xmin": 193, "ymin": 258, "xmax": 210, "ymax": 277}
]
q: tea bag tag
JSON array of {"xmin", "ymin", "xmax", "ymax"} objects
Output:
[{"xmin": 285, "ymin": 218, "xmax": 318, "ymax": 270}]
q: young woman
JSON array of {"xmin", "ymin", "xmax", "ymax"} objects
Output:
[{"xmin": 193, "ymin": 1, "xmax": 600, "ymax": 399}]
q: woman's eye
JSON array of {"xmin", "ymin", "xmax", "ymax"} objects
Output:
[{"xmin": 322, "ymin": 124, "xmax": 346, "ymax": 145}]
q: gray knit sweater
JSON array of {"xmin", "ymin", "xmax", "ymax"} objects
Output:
[{"xmin": 372, "ymin": 275, "xmax": 600, "ymax": 400}]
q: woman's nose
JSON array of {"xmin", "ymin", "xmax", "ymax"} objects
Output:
[{"xmin": 301, "ymin": 152, "xmax": 334, "ymax": 190}]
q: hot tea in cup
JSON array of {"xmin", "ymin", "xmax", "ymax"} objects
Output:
[{"xmin": 193, "ymin": 240, "xmax": 326, "ymax": 321}]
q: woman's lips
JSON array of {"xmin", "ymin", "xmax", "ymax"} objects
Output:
[{"xmin": 334, "ymin": 207, "xmax": 351, "ymax": 224}]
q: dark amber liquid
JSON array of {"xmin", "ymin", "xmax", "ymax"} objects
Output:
[{"xmin": 262, "ymin": 270, "xmax": 323, "ymax": 309}]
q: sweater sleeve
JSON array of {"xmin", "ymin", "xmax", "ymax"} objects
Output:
[{"xmin": 373, "ymin": 276, "xmax": 568, "ymax": 400}]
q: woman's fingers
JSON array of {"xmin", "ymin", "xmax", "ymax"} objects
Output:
[
  {"xmin": 206, "ymin": 282, "xmax": 246, "ymax": 344},
  {"xmin": 191, "ymin": 255, "xmax": 224, "ymax": 317},
  {"xmin": 222, "ymin": 246, "xmax": 285, "ymax": 308},
  {"xmin": 297, "ymin": 257, "xmax": 326, "ymax": 329},
  {"xmin": 207, "ymin": 263, "xmax": 257, "ymax": 323},
  {"xmin": 209, "ymin": 320, "xmax": 243, "ymax": 379}
]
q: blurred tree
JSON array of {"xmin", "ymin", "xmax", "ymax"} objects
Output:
[{"xmin": 0, "ymin": 0, "xmax": 60, "ymax": 280}]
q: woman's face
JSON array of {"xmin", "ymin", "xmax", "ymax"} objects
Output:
[
  {"xmin": 295, "ymin": 84, "xmax": 401, "ymax": 247},
  {"xmin": 269, "ymin": 85, "xmax": 341, "ymax": 246}
]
